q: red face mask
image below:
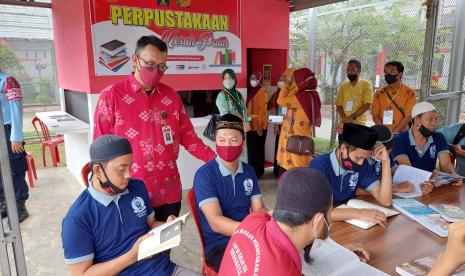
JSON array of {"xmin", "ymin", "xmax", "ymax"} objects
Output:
[
  {"xmin": 216, "ymin": 144, "xmax": 243, "ymax": 162},
  {"xmin": 138, "ymin": 66, "xmax": 164, "ymax": 89}
]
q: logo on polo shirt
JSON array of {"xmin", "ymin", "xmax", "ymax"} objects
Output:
[
  {"xmin": 349, "ymin": 173, "xmax": 359, "ymax": 190},
  {"xmin": 243, "ymin": 179, "xmax": 253, "ymax": 196},
  {"xmin": 131, "ymin": 197, "xmax": 147, "ymax": 218},
  {"xmin": 430, "ymin": 145, "xmax": 436, "ymax": 158}
]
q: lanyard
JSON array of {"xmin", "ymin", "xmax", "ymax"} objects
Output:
[{"xmin": 385, "ymin": 84, "xmax": 403, "ymax": 108}]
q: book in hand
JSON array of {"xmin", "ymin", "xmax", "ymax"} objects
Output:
[
  {"xmin": 137, "ymin": 213, "xmax": 190, "ymax": 261},
  {"xmin": 429, "ymin": 203, "xmax": 465, "ymax": 222},
  {"xmin": 336, "ymin": 199, "xmax": 399, "ymax": 229},
  {"xmin": 433, "ymin": 172, "xmax": 465, "ymax": 187},
  {"xmin": 396, "ymin": 255, "xmax": 465, "ymax": 276},
  {"xmin": 302, "ymin": 238, "xmax": 388, "ymax": 276},
  {"xmin": 393, "ymin": 165, "xmax": 432, "ymax": 199},
  {"xmin": 393, "ymin": 199, "xmax": 448, "ymax": 237}
]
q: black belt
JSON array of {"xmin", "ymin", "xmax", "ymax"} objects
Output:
[{"xmin": 4, "ymin": 124, "xmax": 11, "ymax": 129}]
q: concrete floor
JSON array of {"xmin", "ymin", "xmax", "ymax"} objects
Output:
[{"xmin": 2, "ymin": 166, "xmax": 279, "ymax": 275}]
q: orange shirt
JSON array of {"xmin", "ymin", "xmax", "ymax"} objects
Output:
[
  {"xmin": 247, "ymin": 87, "xmax": 269, "ymax": 131},
  {"xmin": 371, "ymin": 84, "xmax": 416, "ymax": 132}
]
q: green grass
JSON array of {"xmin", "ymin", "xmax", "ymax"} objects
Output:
[{"xmin": 314, "ymin": 137, "xmax": 332, "ymax": 153}]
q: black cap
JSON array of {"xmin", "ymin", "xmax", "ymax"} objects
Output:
[
  {"xmin": 342, "ymin": 123, "xmax": 378, "ymax": 150},
  {"xmin": 90, "ymin": 135, "xmax": 132, "ymax": 164},
  {"xmin": 275, "ymin": 168, "xmax": 332, "ymax": 217},
  {"xmin": 215, "ymin": 113, "xmax": 244, "ymax": 134},
  {"xmin": 371, "ymin": 125, "xmax": 393, "ymax": 150}
]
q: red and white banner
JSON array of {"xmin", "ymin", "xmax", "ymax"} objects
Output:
[{"xmin": 90, "ymin": 0, "xmax": 242, "ymax": 76}]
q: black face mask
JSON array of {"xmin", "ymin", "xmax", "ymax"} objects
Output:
[
  {"xmin": 341, "ymin": 149, "xmax": 361, "ymax": 171},
  {"xmin": 96, "ymin": 164, "xmax": 126, "ymax": 195},
  {"xmin": 418, "ymin": 125, "xmax": 434, "ymax": 138},
  {"xmin": 347, "ymin": 74, "xmax": 358, "ymax": 82},
  {"xmin": 385, "ymin": 74, "xmax": 398, "ymax": 84}
]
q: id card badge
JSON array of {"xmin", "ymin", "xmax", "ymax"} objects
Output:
[
  {"xmin": 383, "ymin": 110, "xmax": 394, "ymax": 125},
  {"xmin": 345, "ymin": 101, "xmax": 354, "ymax": 112},
  {"xmin": 162, "ymin": 126, "xmax": 174, "ymax": 145}
]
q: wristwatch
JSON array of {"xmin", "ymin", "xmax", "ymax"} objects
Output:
[{"xmin": 350, "ymin": 114, "xmax": 357, "ymax": 120}]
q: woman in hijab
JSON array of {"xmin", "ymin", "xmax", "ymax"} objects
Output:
[
  {"xmin": 216, "ymin": 68, "xmax": 250, "ymax": 132},
  {"xmin": 246, "ymin": 71, "xmax": 269, "ymax": 178},
  {"xmin": 276, "ymin": 67, "xmax": 321, "ymax": 175}
]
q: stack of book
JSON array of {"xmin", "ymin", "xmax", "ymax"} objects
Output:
[{"xmin": 99, "ymin": 39, "xmax": 130, "ymax": 71}]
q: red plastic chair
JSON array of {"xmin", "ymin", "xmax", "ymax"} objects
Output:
[
  {"xmin": 187, "ymin": 189, "xmax": 218, "ymax": 276},
  {"xmin": 81, "ymin": 162, "xmax": 91, "ymax": 188},
  {"xmin": 26, "ymin": 152, "xmax": 37, "ymax": 188},
  {"xmin": 32, "ymin": 116, "xmax": 64, "ymax": 167}
]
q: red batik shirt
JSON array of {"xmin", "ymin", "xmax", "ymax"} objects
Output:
[{"xmin": 93, "ymin": 73, "xmax": 216, "ymax": 207}]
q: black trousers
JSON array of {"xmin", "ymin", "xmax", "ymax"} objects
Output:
[
  {"xmin": 273, "ymin": 134, "xmax": 280, "ymax": 177},
  {"xmin": 205, "ymin": 244, "xmax": 227, "ymax": 272},
  {"xmin": 246, "ymin": 129, "xmax": 267, "ymax": 179},
  {"xmin": 0, "ymin": 124, "xmax": 29, "ymax": 202},
  {"xmin": 153, "ymin": 201, "xmax": 181, "ymax": 222}
]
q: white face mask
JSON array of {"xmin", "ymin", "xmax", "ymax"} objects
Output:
[
  {"xmin": 250, "ymin": 80, "xmax": 259, "ymax": 87},
  {"xmin": 223, "ymin": 79, "xmax": 235, "ymax": 90},
  {"xmin": 277, "ymin": 81, "xmax": 285, "ymax": 89}
]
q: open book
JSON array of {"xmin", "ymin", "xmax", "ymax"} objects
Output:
[
  {"xmin": 302, "ymin": 238, "xmax": 388, "ymax": 276},
  {"xmin": 393, "ymin": 165, "xmax": 432, "ymax": 199},
  {"xmin": 137, "ymin": 213, "xmax": 190, "ymax": 260},
  {"xmin": 396, "ymin": 255, "xmax": 465, "ymax": 276},
  {"xmin": 393, "ymin": 199, "xmax": 448, "ymax": 237},
  {"xmin": 336, "ymin": 199, "xmax": 399, "ymax": 229}
]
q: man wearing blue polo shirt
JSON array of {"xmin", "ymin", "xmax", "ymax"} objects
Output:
[
  {"xmin": 61, "ymin": 135, "xmax": 197, "ymax": 276},
  {"xmin": 310, "ymin": 123, "xmax": 392, "ymax": 227},
  {"xmin": 393, "ymin": 102, "xmax": 462, "ymax": 187},
  {"xmin": 194, "ymin": 114, "xmax": 267, "ymax": 272}
]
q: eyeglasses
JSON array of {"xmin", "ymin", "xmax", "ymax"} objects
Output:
[{"xmin": 137, "ymin": 55, "xmax": 169, "ymax": 72}]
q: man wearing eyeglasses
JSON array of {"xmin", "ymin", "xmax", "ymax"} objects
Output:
[{"xmin": 94, "ymin": 35, "xmax": 216, "ymax": 225}]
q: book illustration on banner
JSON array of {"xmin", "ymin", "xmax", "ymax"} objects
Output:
[
  {"xmin": 392, "ymin": 165, "xmax": 432, "ymax": 199},
  {"xmin": 137, "ymin": 213, "xmax": 190, "ymax": 260},
  {"xmin": 98, "ymin": 39, "xmax": 130, "ymax": 72},
  {"xmin": 336, "ymin": 199, "xmax": 399, "ymax": 229},
  {"xmin": 210, "ymin": 48, "xmax": 241, "ymax": 67},
  {"xmin": 302, "ymin": 238, "xmax": 388, "ymax": 276},
  {"xmin": 396, "ymin": 255, "xmax": 465, "ymax": 276},
  {"xmin": 393, "ymin": 199, "xmax": 448, "ymax": 237},
  {"xmin": 429, "ymin": 203, "xmax": 465, "ymax": 222}
]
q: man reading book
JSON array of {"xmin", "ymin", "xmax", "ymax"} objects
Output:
[
  {"xmin": 193, "ymin": 114, "xmax": 267, "ymax": 272},
  {"xmin": 61, "ymin": 135, "xmax": 197, "ymax": 276},
  {"xmin": 219, "ymin": 168, "xmax": 370, "ymax": 276},
  {"xmin": 393, "ymin": 102, "xmax": 462, "ymax": 188},
  {"xmin": 310, "ymin": 123, "xmax": 392, "ymax": 227}
]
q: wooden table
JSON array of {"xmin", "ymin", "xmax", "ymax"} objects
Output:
[{"xmin": 331, "ymin": 185, "xmax": 465, "ymax": 275}]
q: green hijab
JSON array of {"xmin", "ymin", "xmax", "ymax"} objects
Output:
[{"xmin": 221, "ymin": 68, "xmax": 244, "ymax": 116}]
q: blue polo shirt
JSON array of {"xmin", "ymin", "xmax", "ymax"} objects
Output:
[
  {"xmin": 61, "ymin": 179, "xmax": 175, "ymax": 276},
  {"xmin": 367, "ymin": 156, "xmax": 398, "ymax": 179},
  {"xmin": 194, "ymin": 157, "xmax": 262, "ymax": 255},
  {"xmin": 309, "ymin": 150, "xmax": 380, "ymax": 203},
  {"xmin": 392, "ymin": 128, "xmax": 449, "ymax": 172}
]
